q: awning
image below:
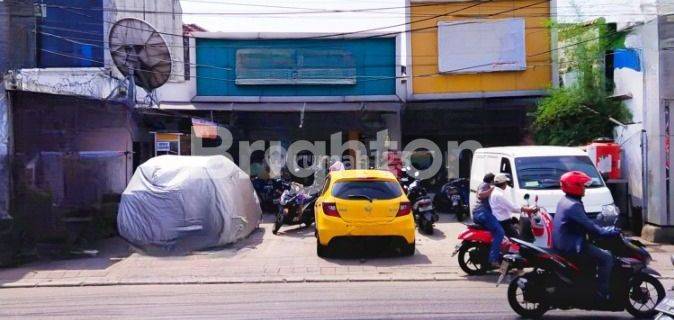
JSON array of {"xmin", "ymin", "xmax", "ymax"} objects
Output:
[{"xmin": 159, "ymin": 102, "xmax": 402, "ymax": 113}]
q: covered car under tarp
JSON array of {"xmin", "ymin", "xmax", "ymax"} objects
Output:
[{"xmin": 117, "ymin": 155, "xmax": 262, "ymax": 255}]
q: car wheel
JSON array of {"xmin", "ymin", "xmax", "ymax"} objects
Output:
[
  {"xmin": 316, "ymin": 237, "xmax": 332, "ymax": 258},
  {"xmin": 400, "ymin": 242, "xmax": 415, "ymax": 256}
]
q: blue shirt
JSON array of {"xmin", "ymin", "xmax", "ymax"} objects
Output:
[{"xmin": 552, "ymin": 195, "xmax": 613, "ymax": 254}]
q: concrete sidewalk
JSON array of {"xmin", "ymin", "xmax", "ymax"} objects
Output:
[{"xmin": 1, "ymin": 215, "xmax": 673, "ymax": 288}]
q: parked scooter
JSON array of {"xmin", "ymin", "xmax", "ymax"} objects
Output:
[
  {"xmin": 407, "ymin": 179, "xmax": 438, "ymax": 235},
  {"xmin": 273, "ymin": 182, "xmax": 318, "ymax": 235},
  {"xmin": 434, "ymin": 178, "xmax": 469, "ymax": 221},
  {"xmin": 452, "ymin": 195, "xmax": 552, "ymax": 275},
  {"xmin": 252, "ymin": 176, "xmax": 289, "ymax": 213},
  {"xmin": 499, "ymin": 210, "xmax": 665, "ymax": 318},
  {"xmin": 398, "ymin": 166, "xmax": 415, "ymax": 194}
]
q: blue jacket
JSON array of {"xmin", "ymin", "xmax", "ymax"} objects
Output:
[{"xmin": 552, "ymin": 195, "xmax": 614, "ymax": 254}]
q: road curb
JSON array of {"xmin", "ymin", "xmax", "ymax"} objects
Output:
[
  {"xmin": 3, "ymin": 274, "xmax": 673, "ymax": 289},
  {"xmin": 0, "ymin": 277, "xmax": 474, "ymax": 289}
]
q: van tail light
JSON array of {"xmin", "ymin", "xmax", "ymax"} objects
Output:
[
  {"xmin": 397, "ymin": 202, "xmax": 412, "ymax": 217},
  {"xmin": 322, "ymin": 202, "xmax": 340, "ymax": 217}
]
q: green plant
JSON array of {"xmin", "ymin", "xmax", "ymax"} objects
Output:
[{"xmin": 533, "ymin": 18, "xmax": 631, "ymax": 146}]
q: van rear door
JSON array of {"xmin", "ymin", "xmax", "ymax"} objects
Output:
[{"xmin": 469, "ymin": 154, "xmax": 486, "ymax": 211}]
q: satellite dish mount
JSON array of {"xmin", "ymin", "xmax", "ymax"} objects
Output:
[{"xmin": 108, "ymin": 18, "xmax": 172, "ymax": 107}]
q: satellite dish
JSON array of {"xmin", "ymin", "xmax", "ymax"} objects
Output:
[{"xmin": 108, "ymin": 18, "xmax": 172, "ymax": 106}]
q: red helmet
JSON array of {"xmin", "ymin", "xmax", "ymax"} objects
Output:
[{"xmin": 560, "ymin": 171, "xmax": 592, "ymax": 197}]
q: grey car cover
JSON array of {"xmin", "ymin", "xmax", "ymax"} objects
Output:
[{"xmin": 117, "ymin": 155, "xmax": 262, "ymax": 255}]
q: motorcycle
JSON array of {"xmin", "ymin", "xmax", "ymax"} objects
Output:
[
  {"xmin": 252, "ymin": 177, "xmax": 289, "ymax": 213},
  {"xmin": 498, "ymin": 211, "xmax": 665, "ymax": 318},
  {"xmin": 407, "ymin": 179, "xmax": 438, "ymax": 235},
  {"xmin": 273, "ymin": 182, "xmax": 318, "ymax": 235},
  {"xmin": 398, "ymin": 166, "xmax": 415, "ymax": 194},
  {"xmin": 452, "ymin": 195, "xmax": 552, "ymax": 275},
  {"xmin": 434, "ymin": 178, "xmax": 469, "ymax": 221}
]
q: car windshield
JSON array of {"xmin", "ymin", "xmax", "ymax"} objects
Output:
[
  {"xmin": 332, "ymin": 180, "xmax": 402, "ymax": 200},
  {"xmin": 515, "ymin": 156, "xmax": 604, "ymax": 190}
]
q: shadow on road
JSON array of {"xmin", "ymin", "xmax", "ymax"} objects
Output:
[
  {"xmin": 0, "ymin": 237, "xmax": 130, "ymax": 285},
  {"xmin": 421, "ymin": 227, "xmax": 446, "ymax": 240},
  {"xmin": 276, "ymin": 225, "xmax": 315, "ymax": 238},
  {"xmin": 197, "ymin": 226, "xmax": 267, "ymax": 254}
]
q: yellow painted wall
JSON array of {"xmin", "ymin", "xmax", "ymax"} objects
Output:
[{"xmin": 410, "ymin": 0, "xmax": 552, "ymax": 94}]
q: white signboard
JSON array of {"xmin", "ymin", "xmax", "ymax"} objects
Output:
[
  {"xmin": 437, "ymin": 18, "xmax": 526, "ymax": 73},
  {"xmin": 156, "ymin": 142, "xmax": 171, "ymax": 152}
]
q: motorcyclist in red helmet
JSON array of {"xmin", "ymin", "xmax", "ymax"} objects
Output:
[{"xmin": 552, "ymin": 171, "xmax": 620, "ymax": 302}]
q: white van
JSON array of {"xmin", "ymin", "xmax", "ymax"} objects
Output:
[{"xmin": 469, "ymin": 146, "xmax": 616, "ymax": 217}]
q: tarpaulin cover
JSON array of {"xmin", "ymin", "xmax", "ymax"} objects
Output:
[{"xmin": 117, "ymin": 155, "xmax": 262, "ymax": 255}]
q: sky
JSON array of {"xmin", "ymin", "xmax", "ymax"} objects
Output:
[
  {"xmin": 556, "ymin": 0, "xmax": 656, "ymax": 24},
  {"xmin": 180, "ymin": 0, "xmax": 665, "ymax": 33},
  {"xmin": 179, "ymin": 0, "xmax": 407, "ymax": 33}
]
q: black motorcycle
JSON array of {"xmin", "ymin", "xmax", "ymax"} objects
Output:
[
  {"xmin": 407, "ymin": 180, "xmax": 438, "ymax": 235},
  {"xmin": 433, "ymin": 178, "xmax": 469, "ymax": 221},
  {"xmin": 499, "ymin": 233, "xmax": 665, "ymax": 318},
  {"xmin": 252, "ymin": 176, "xmax": 290, "ymax": 213},
  {"xmin": 272, "ymin": 183, "xmax": 318, "ymax": 235}
]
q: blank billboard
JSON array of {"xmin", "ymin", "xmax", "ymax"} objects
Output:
[{"xmin": 437, "ymin": 18, "xmax": 526, "ymax": 73}]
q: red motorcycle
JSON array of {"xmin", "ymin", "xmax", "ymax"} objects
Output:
[{"xmin": 452, "ymin": 195, "xmax": 552, "ymax": 275}]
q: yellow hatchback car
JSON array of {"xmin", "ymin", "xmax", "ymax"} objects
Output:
[{"xmin": 314, "ymin": 169, "xmax": 416, "ymax": 257}]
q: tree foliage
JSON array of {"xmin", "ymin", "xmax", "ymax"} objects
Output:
[{"xmin": 533, "ymin": 19, "xmax": 631, "ymax": 146}]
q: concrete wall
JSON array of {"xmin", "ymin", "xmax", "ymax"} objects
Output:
[
  {"xmin": 0, "ymin": 2, "xmax": 10, "ymax": 220},
  {"xmin": 648, "ymin": 14, "xmax": 674, "ymax": 226},
  {"xmin": 613, "ymin": 32, "xmax": 647, "ymax": 209},
  {"xmin": 157, "ymin": 37, "xmax": 196, "ymax": 103},
  {"xmin": 0, "ymin": 0, "xmax": 37, "ymax": 219}
]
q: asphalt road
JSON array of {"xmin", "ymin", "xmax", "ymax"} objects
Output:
[{"xmin": 0, "ymin": 280, "xmax": 652, "ymax": 320}]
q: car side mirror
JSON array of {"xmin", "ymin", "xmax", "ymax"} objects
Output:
[{"xmin": 523, "ymin": 194, "xmax": 530, "ymax": 201}]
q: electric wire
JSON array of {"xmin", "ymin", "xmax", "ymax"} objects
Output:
[
  {"xmin": 37, "ymin": 0, "xmax": 544, "ymax": 40},
  {"xmin": 41, "ymin": 2, "xmax": 657, "ymax": 17},
  {"xmin": 30, "ymin": 1, "xmax": 632, "ymax": 86}
]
